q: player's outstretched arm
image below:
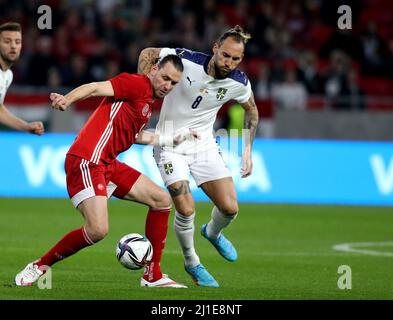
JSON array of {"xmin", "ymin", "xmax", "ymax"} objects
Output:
[
  {"xmin": 135, "ymin": 129, "xmax": 200, "ymax": 147},
  {"xmin": 0, "ymin": 103, "xmax": 44, "ymax": 135},
  {"xmin": 50, "ymin": 81, "xmax": 114, "ymax": 111},
  {"xmin": 138, "ymin": 48, "xmax": 162, "ymax": 74},
  {"xmin": 239, "ymin": 92, "xmax": 259, "ymax": 178}
]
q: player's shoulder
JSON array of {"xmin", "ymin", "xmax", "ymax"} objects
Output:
[
  {"xmin": 175, "ymin": 48, "xmax": 209, "ymax": 66},
  {"xmin": 1, "ymin": 68, "xmax": 13, "ymax": 81},
  {"xmin": 227, "ymin": 69, "xmax": 249, "ymax": 86},
  {"xmin": 116, "ymin": 72, "xmax": 146, "ymax": 79},
  {"xmin": 113, "ymin": 72, "xmax": 149, "ymax": 84}
]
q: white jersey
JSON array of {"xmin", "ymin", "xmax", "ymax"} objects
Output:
[
  {"xmin": 156, "ymin": 48, "xmax": 252, "ymax": 154},
  {"xmin": 0, "ymin": 68, "xmax": 13, "ymax": 105}
]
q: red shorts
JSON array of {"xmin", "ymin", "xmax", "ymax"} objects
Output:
[{"xmin": 65, "ymin": 154, "xmax": 141, "ymax": 207}]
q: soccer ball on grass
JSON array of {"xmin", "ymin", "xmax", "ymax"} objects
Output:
[{"xmin": 116, "ymin": 233, "xmax": 153, "ymax": 270}]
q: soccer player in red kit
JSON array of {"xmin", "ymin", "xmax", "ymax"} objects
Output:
[{"xmin": 15, "ymin": 55, "xmax": 194, "ymax": 288}]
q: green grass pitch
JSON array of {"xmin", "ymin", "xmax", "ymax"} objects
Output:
[{"xmin": 0, "ymin": 198, "xmax": 392, "ymax": 300}]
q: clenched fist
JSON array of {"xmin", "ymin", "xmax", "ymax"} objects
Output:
[
  {"xmin": 50, "ymin": 93, "xmax": 70, "ymax": 111},
  {"xmin": 27, "ymin": 121, "xmax": 44, "ymax": 135}
]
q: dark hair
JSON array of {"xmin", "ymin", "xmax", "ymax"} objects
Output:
[
  {"xmin": 217, "ymin": 25, "xmax": 251, "ymax": 46},
  {"xmin": 0, "ymin": 22, "xmax": 22, "ymax": 33},
  {"xmin": 158, "ymin": 54, "xmax": 184, "ymax": 72}
]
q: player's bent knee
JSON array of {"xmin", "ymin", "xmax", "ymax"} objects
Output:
[
  {"xmin": 175, "ymin": 205, "xmax": 195, "ymax": 216},
  {"xmin": 153, "ymin": 190, "xmax": 172, "ymax": 209},
  {"xmin": 161, "ymin": 192, "xmax": 172, "ymax": 208},
  {"xmin": 218, "ymin": 202, "xmax": 239, "ymax": 216},
  {"xmin": 85, "ymin": 225, "xmax": 109, "ymax": 243}
]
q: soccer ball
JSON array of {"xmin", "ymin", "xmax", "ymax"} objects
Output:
[{"xmin": 116, "ymin": 233, "xmax": 153, "ymax": 270}]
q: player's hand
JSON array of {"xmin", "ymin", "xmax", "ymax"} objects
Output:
[
  {"xmin": 173, "ymin": 129, "xmax": 201, "ymax": 146},
  {"xmin": 50, "ymin": 93, "xmax": 69, "ymax": 111},
  {"xmin": 241, "ymin": 146, "xmax": 253, "ymax": 178},
  {"xmin": 27, "ymin": 121, "xmax": 45, "ymax": 136}
]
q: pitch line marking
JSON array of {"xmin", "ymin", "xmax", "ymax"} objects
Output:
[{"xmin": 333, "ymin": 241, "xmax": 393, "ymax": 257}]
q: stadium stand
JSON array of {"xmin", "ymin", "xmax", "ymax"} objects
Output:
[{"xmin": 1, "ymin": 0, "xmax": 392, "ymax": 136}]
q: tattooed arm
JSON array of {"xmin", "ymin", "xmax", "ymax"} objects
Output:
[
  {"xmin": 238, "ymin": 92, "xmax": 259, "ymax": 178},
  {"xmin": 138, "ymin": 48, "xmax": 162, "ymax": 74}
]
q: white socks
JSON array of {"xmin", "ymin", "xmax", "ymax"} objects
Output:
[
  {"xmin": 174, "ymin": 207, "xmax": 237, "ymax": 267},
  {"xmin": 205, "ymin": 206, "xmax": 237, "ymax": 239},
  {"xmin": 174, "ymin": 211, "xmax": 200, "ymax": 268}
]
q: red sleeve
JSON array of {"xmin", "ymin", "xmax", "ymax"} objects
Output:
[{"xmin": 109, "ymin": 73, "xmax": 148, "ymax": 101}]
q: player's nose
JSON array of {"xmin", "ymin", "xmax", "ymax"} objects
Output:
[{"xmin": 164, "ymin": 81, "xmax": 172, "ymax": 91}]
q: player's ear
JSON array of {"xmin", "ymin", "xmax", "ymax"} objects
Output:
[
  {"xmin": 150, "ymin": 64, "xmax": 158, "ymax": 76},
  {"xmin": 213, "ymin": 42, "xmax": 219, "ymax": 54}
]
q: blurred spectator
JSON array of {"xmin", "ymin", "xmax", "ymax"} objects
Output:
[
  {"xmin": 345, "ymin": 68, "xmax": 365, "ymax": 110},
  {"xmin": 63, "ymin": 54, "xmax": 90, "ymax": 87},
  {"xmin": 220, "ymin": 0, "xmax": 248, "ymax": 27},
  {"xmin": 252, "ymin": 0, "xmax": 274, "ymax": 55},
  {"xmin": 360, "ymin": 21, "xmax": 389, "ymax": 76},
  {"xmin": 297, "ymin": 50, "xmax": 323, "ymax": 94},
  {"xmin": 320, "ymin": 28, "xmax": 363, "ymax": 61},
  {"xmin": 265, "ymin": 13, "xmax": 294, "ymax": 59},
  {"xmin": 254, "ymin": 64, "xmax": 275, "ymax": 138},
  {"xmin": 26, "ymin": 35, "xmax": 57, "ymax": 86},
  {"xmin": 286, "ymin": 2, "xmax": 307, "ymax": 39},
  {"xmin": 269, "ymin": 59, "xmax": 285, "ymax": 85},
  {"xmin": 0, "ymin": 0, "xmax": 391, "ymax": 123},
  {"xmin": 272, "ymin": 69, "xmax": 308, "ymax": 110},
  {"xmin": 120, "ymin": 42, "xmax": 140, "ymax": 73},
  {"xmin": 323, "ymin": 50, "xmax": 349, "ymax": 105},
  {"xmin": 322, "ymin": 50, "xmax": 365, "ymax": 110},
  {"xmin": 88, "ymin": 40, "xmax": 112, "ymax": 81},
  {"xmin": 52, "ymin": 26, "xmax": 71, "ymax": 62},
  {"xmin": 203, "ymin": 12, "xmax": 230, "ymax": 51},
  {"xmin": 96, "ymin": 0, "xmax": 121, "ymax": 14},
  {"xmin": 255, "ymin": 64, "xmax": 271, "ymax": 100},
  {"xmin": 105, "ymin": 59, "xmax": 120, "ymax": 79},
  {"xmin": 198, "ymin": 0, "xmax": 219, "ymax": 44},
  {"xmin": 172, "ymin": 11, "xmax": 203, "ymax": 50},
  {"xmin": 47, "ymin": 67, "xmax": 62, "ymax": 89}
]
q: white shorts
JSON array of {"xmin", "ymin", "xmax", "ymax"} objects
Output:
[{"xmin": 153, "ymin": 146, "xmax": 232, "ymax": 187}]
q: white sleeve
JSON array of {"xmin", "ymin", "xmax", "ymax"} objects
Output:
[
  {"xmin": 0, "ymin": 71, "xmax": 13, "ymax": 105},
  {"xmin": 159, "ymin": 48, "xmax": 177, "ymax": 59},
  {"xmin": 236, "ymin": 80, "xmax": 252, "ymax": 104},
  {"xmin": 7, "ymin": 71, "xmax": 13, "ymax": 90}
]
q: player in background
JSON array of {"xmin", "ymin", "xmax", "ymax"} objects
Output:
[
  {"xmin": 138, "ymin": 26, "xmax": 259, "ymax": 287},
  {"xmin": 15, "ymin": 55, "xmax": 196, "ymax": 288},
  {"xmin": 0, "ymin": 22, "xmax": 44, "ymax": 135}
]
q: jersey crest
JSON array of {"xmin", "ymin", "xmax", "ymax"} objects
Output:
[
  {"xmin": 142, "ymin": 104, "xmax": 150, "ymax": 117},
  {"xmin": 164, "ymin": 162, "xmax": 173, "ymax": 175},
  {"xmin": 216, "ymin": 88, "xmax": 228, "ymax": 100}
]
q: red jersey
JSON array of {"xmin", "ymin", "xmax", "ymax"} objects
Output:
[{"xmin": 67, "ymin": 73, "xmax": 154, "ymax": 165}]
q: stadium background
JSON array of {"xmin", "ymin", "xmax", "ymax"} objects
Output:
[{"xmin": 1, "ymin": 0, "xmax": 393, "ymax": 300}]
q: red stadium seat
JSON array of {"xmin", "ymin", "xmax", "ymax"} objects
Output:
[
  {"xmin": 359, "ymin": 77, "xmax": 393, "ymax": 110},
  {"xmin": 256, "ymin": 99, "xmax": 274, "ymax": 118},
  {"xmin": 308, "ymin": 24, "xmax": 334, "ymax": 52},
  {"xmin": 307, "ymin": 96, "xmax": 326, "ymax": 110},
  {"xmin": 359, "ymin": 77, "xmax": 393, "ymax": 96}
]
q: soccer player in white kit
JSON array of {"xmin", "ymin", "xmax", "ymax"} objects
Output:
[
  {"xmin": 0, "ymin": 22, "xmax": 44, "ymax": 135},
  {"xmin": 138, "ymin": 26, "xmax": 259, "ymax": 287}
]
